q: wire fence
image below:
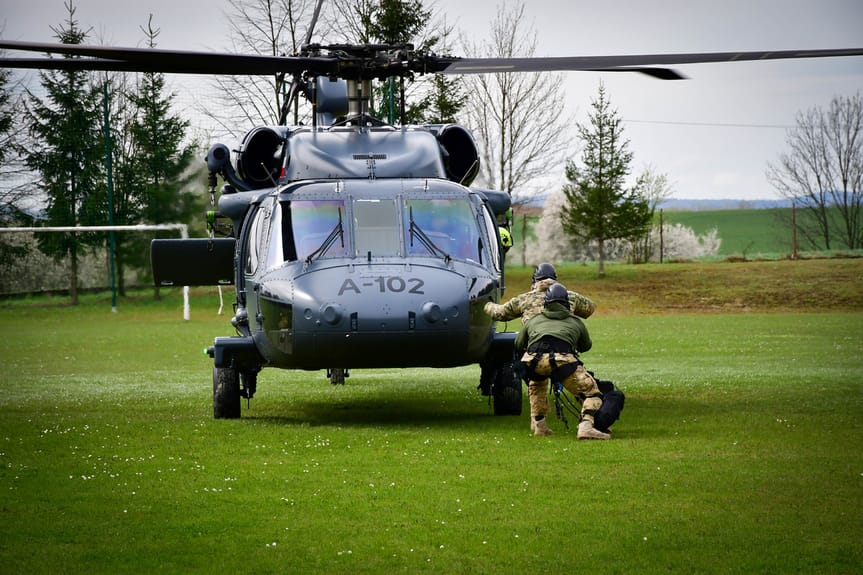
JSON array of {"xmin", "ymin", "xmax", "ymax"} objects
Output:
[
  {"xmin": 0, "ymin": 225, "xmax": 187, "ymax": 297},
  {"xmin": 0, "ymin": 72, "xmax": 236, "ymax": 297}
]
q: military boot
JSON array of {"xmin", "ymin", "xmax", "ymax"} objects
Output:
[
  {"xmin": 577, "ymin": 420, "xmax": 610, "ymax": 440},
  {"xmin": 531, "ymin": 417, "xmax": 553, "ymax": 436}
]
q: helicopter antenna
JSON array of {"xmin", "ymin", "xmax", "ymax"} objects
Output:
[
  {"xmin": 278, "ymin": 0, "xmax": 326, "ymax": 125},
  {"xmin": 459, "ymin": 159, "xmax": 479, "ymax": 186},
  {"xmin": 399, "ymin": 76, "xmax": 406, "ymax": 126},
  {"xmin": 261, "ymin": 162, "xmax": 279, "ymax": 187}
]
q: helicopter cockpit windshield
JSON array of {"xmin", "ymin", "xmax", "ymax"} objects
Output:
[
  {"xmin": 354, "ymin": 198, "xmax": 401, "ymax": 257},
  {"xmin": 267, "ymin": 194, "xmax": 487, "ymax": 268},
  {"xmin": 280, "ymin": 199, "xmax": 351, "ymax": 263},
  {"xmin": 404, "ymin": 198, "xmax": 480, "ymax": 262}
]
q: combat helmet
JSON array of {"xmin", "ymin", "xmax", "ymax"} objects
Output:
[
  {"xmin": 532, "ymin": 262, "xmax": 557, "ymax": 282},
  {"xmin": 499, "ymin": 227, "xmax": 513, "ymax": 252},
  {"xmin": 544, "ymin": 282, "xmax": 570, "ymax": 307}
]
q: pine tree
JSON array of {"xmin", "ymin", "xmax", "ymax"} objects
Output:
[
  {"xmin": 365, "ymin": 0, "xmax": 430, "ymax": 123},
  {"xmin": 412, "ymin": 23, "xmax": 465, "ymax": 125},
  {"xmin": 0, "ymin": 64, "xmax": 30, "ymax": 276},
  {"xmin": 364, "ymin": 0, "xmax": 429, "ymax": 43},
  {"xmin": 560, "ymin": 83, "xmax": 650, "ymax": 277},
  {"xmin": 124, "ymin": 17, "xmax": 198, "ymax": 296},
  {"xmin": 24, "ymin": 1, "xmax": 104, "ymax": 304}
]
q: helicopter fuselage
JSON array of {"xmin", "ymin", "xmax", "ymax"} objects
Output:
[{"xmin": 152, "ymin": 118, "xmax": 521, "ymax": 415}]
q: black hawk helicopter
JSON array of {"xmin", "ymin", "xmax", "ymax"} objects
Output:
[{"xmin": 2, "ymin": 37, "xmax": 861, "ymax": 419}]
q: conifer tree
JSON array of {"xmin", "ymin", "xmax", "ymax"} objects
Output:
[
  {"xmin": 24, "ymin": 1, "xmax": 104, "ymax": 304},
  {"xmin": 560, "ymin": 82, "xmax": 650, "ymax": 277},
  {"xmin": 123, "ymin": 17, "xmax": 198, "ymax": 295}
]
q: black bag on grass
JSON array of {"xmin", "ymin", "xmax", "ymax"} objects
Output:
[{"xmin": 594, "ymin": 379, "xmax": 625, "ymax": 433}]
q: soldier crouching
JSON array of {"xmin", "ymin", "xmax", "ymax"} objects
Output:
[{"xmin": 516, "ymin": 282, "xmax": 610, "ymax": 440}]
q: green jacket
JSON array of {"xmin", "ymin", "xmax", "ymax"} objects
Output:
[{"xmin": 515, "ymin": 302, "xmax": 593, "ymax": 355}]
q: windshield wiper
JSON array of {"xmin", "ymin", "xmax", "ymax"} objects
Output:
[
  {"xmin": 409, "ymin": 207, "xmax": 451, "ymax": 263},
  {"xmin": 305, "ymin": 207, "xmax": 344, "ymax": 264}
]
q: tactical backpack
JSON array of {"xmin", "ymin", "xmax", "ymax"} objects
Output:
[{"xmin": 593, "ymin": 378, "xmax": 625, "ymax": 433}]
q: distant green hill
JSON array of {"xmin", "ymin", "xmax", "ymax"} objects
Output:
[
  {"xmin": 512, "ymin": 205, "xmax": 858, "ymax": 259},
  {"xmin": 662, "ymin": 208, "xmax": 793, "ymax": 256}
]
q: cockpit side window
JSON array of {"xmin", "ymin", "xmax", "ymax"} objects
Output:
[
  {"xmin": 404, "ymin": 198, "xmax": 481, "ymax": 262},
  {"xmin": 244, "ymin": 205, "xmax": 268, "ymax": 275},
  {"xmin": 264, "ymin": 201, "xmax": 284, "ymax": 268},
  {"xmin": 480, "ymin": 204, "xmax": 501, "ymax": 272}
]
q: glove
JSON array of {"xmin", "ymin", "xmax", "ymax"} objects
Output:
[{"xmin": 483, "ymin": 302, "xmax": 495, "ymax": 315}]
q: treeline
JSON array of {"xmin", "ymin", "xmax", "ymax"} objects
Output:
[{"xmin": 0, "ymin": 5, "xmax": 201, "ymax": 303}]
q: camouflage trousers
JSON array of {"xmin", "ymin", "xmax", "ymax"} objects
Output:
[{"xmin": 521, "ymin": 352, "xmax": 603, "ymax": 424}]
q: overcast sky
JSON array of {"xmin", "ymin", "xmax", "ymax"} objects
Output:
[{"xmin": 3, "ymin": 0, "xmax": 862, "ymax": 200}]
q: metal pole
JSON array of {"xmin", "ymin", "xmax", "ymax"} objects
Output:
[
  {"xmin": 659, "ymin": 209, "xmax": 664, "ymax": 263},
  {"xmin": 103, "ymin": 82, "xmax": 118, "ymax": 312},
  {"xmin": 791, "ymin": 201, "xmax": 798, "ymax": 259},
  {"xmin": 388, "ymin": 77, "xmax": 395, "ymax": 124}
]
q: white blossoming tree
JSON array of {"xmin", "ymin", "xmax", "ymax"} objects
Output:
[{"xmin": 524, "ymin": 191, "xmax": 721, "ymax": 265}]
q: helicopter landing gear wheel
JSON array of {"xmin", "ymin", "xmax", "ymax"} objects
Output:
[
  {"xmin": 492, "ymin": 363, "xmax": 523, "ymax": 416},
  {"xmin": 213, "ymin": 366, "xmax": 241, "ymax": 419},
  {"xmin": 327, "ymin": 368, "xmax": 348, "ymax": 385}
]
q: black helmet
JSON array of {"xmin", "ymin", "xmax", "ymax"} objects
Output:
[
  {"xmin": 532, "ymin": 262, "xmax": 557, "ymax": 282},
  {"xmin": 544, "ymin": 283, "xmax": 570, "ymax": 307}
]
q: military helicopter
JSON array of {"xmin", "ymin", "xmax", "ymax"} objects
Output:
[{"xmin": 2, "ymin": 36, "xmax": 861, "ymax": 419}]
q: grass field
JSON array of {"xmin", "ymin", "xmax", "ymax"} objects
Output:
[
  {"xmin": 1, "ymin": 259, "xmax": 862, "ymax": 574},
  {"xmin": 663, "ymin": 208, "xmax": 792, "ymax": 257}
]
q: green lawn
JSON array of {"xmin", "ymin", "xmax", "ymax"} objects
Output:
[{"xmin": 1, "ymin": 289, "xmax": 861, "ymax": 574}]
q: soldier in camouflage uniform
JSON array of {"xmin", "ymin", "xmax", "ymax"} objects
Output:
[
  {"xmin": 483, "ymin": 262, "xmax": 595, "ymax": 324},
  {"xmin": 515, "ymin": 283, "xmax": 610, "ymax": 440}
]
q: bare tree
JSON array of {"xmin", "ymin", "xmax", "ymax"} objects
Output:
[
  {"xmin": 203, "ymin": 0, "xmax": 325, "ymax": 135},
  {"xmin": 630, "ymin": 165, "xmax": 674, "ymax": 263},
  {"xmin": 326, "ymin": 0, "xmax": 461, "ymax": 124},
  {"xmin": 0, "ymin": 64, "xmax": 31, "ymax": 219},
  {"xmin": 326, "ymin": 0, "xmax": 376, "ymax": 43},
  {"xmin": 767, "ymin": 92, "xmax": 863, "ymax": 251},
  {"xmin": 459, "ymin": 1, "xmax": 570, "ymax": 204},
  {"xmin": 0, "ymin": 55, "xmax": 36, "ymax": 278}
]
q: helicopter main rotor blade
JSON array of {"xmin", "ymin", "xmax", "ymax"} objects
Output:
[
  {"xmin": 439, "ymin": 47, "xmax": 863, "ymax": 77},
  {"xmin": 2, "ymin": 40, "xmax": 861, "ymax": 80},
  {"xmin": 0, "ymin": 40, "xmax": 336, "ymax": 76}
]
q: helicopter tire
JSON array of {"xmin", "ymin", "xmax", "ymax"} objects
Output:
[
  {"xmin": 328, "ymin": 368, "xmax": 347, "ymax": 385},
  {"xmin": 213, "ymin": 366, "xmax": 241, "ymax": 419},
  {"xmin": 492, "ymin": 363, "xmax": 523, "ymax": 416}
]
